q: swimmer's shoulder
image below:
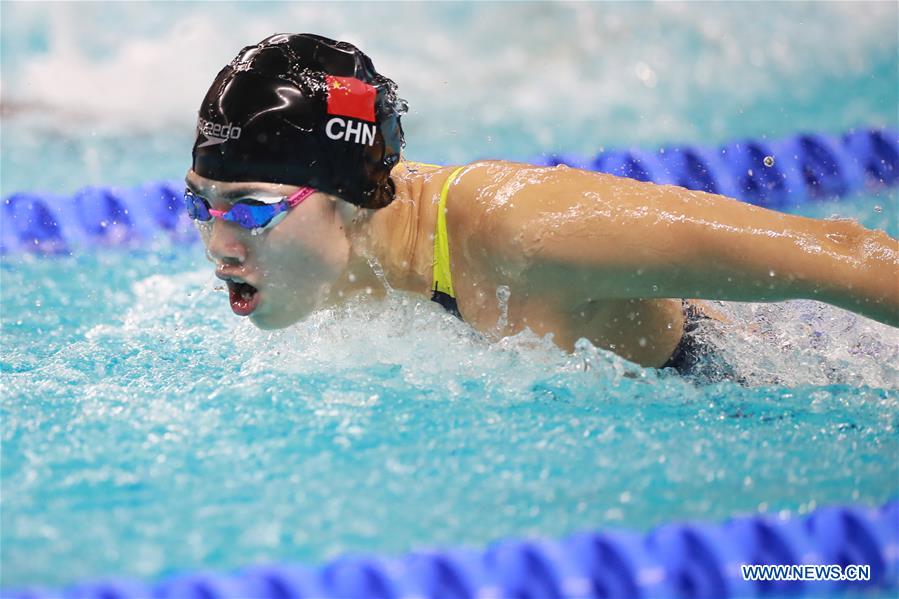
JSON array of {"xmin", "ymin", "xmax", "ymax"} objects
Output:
[
  {"xmin": 446, "ymin": 159, "xmax": 629, "ymax": 208},
  {"xmin": 396, "ymin": 158, "xmax": 619, "ymax": 204},
  {"xmin": 394, "ymin": 158, "xmax": 628, "ymax": 252},
  {"xmin": 441, "ymin": 160, "xmax": 621, "ymax": 244}
]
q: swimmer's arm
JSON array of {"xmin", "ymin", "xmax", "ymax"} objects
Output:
[{"xmin": 514, "ymin": 178, "xmax": 899, "ymax": 327}]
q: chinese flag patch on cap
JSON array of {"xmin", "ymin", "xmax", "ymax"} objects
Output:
[{"xmin": 326, "ymin": 75, "xmax": 376, "ymax": 122}]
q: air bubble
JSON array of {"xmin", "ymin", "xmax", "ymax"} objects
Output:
[{"xmin": 763, "ymin": 155, "xmax": 775, "ymax": 167}]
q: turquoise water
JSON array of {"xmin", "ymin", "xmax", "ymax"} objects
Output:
[{"xmin": 2, "ymin": 1, "xmax": 898, "ymax": 590}]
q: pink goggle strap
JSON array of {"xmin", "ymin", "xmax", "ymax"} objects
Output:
[{"xmin": 285, "ymin": 187, "xmax": 317, "ymax": 207}]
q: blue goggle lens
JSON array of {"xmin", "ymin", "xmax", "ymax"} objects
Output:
[
  {"xmin": 184, "ymin": 190, "xmax": 212, "ymax": 221},
  {"xmin": 225, "ymin": 202, "xmax": 281, "ymax": 229}
]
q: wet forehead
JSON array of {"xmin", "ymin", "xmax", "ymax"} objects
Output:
[{"xmin": 185, "ymin": 170, "xmax": 300, "ymax": 200}]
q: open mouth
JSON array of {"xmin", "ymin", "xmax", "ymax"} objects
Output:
[{"xmin": 226, "ymin": 280, "xmax": 261, "ymax": 316}]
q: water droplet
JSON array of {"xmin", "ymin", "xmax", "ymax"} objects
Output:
[
  {"xmin": 634, "ymin": 62, "xmax": 658, "ymax": 88},
  {"xmin": 651, "ymin": 284, "xmax": 659, "ymax": 292},
  {"xmin": 763, "ymin": 155, "xmax": 775, "ymax": 167},
  {"xmin": 638, "ymin": 337, "xmax": 647, "ymax": 347},
  {"xmin": 494, "ymin": 285, "xmax": 512, "ymax": 333},
  {"xmin": 769, "ymin": 269, "xmax": 776, "ymax": 277}
]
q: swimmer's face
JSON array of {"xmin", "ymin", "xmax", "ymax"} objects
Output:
[{"xmin": 185, "ymin": 170, "xmax": 351, "ymax": 329}]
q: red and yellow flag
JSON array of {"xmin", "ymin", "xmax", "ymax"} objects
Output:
[{"xmin": 326, "ymin": 75, "xmax": 376, "ymax": 122}]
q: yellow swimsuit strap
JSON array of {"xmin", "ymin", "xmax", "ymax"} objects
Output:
[
  {"xmin": 431, "ymin": 166, "xmax": 467, "ymax": 316},
  {"xmin": 406, "ymin": 161, "xmax": 441, "ymax": 169}
]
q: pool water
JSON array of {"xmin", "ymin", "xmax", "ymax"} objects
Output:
[{"xmin": 2, "ymin": 1, "xmax": 898, "ymax": 590}]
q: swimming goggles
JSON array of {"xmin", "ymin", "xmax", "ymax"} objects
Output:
[{"xmin": 183, "ymin": 187, "xmax": 316, "ymax": 231}]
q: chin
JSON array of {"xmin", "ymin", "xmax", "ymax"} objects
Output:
[{"xmin": 249, "ymin": 308, "xmax": 305, "ymax": 330}]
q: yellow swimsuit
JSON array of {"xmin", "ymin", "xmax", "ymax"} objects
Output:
[{"xmin": 430, "ymin": 166, "xmax": 467, "ymax": 319}]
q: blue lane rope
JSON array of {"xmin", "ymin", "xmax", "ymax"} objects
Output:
[
  {"xmin": 1, "ymin": 181, "xmax": 196, "ymax": 256},
  {"xmin": 539, "ymin": 127, "xmax": 898, "ymax": 211},
  {"xmin": 1, "ymin": 126, "xmax": 897, "ymax": 256},
  {"xmin": 3, "ymin": 499, "xmax": 897, "ymax": 598}
]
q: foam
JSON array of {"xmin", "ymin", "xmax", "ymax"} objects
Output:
[
  {"xmin": 685, "ymin": 300, "xmax": 899, "ymax": 388},
  {"xmin": 109, "ymin": 265, "xmax": 899, "ymax": 393}
]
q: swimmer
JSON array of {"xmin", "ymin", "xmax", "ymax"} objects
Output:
[{"xmin": 185, "ymin": 33, "xmax": 899, "ymax": 371}]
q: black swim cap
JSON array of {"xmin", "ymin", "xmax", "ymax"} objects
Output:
[{"xmin": 192, "ymin": 33, "xmax": 405, "ymax": 209}]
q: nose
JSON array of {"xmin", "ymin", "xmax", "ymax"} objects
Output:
[{"xmin": 205, "ymin": 218, "xmax": 248, "ymax": 265}]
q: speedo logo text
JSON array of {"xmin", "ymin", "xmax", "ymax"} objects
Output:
[{"xmin": 197, "ymin": 117, "xmax": 242, "ymax": 148}]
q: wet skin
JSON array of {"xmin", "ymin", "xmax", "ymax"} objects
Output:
[{"xmin": 187, "ymin": 161, "xmax": 899, "ymax": 368}]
